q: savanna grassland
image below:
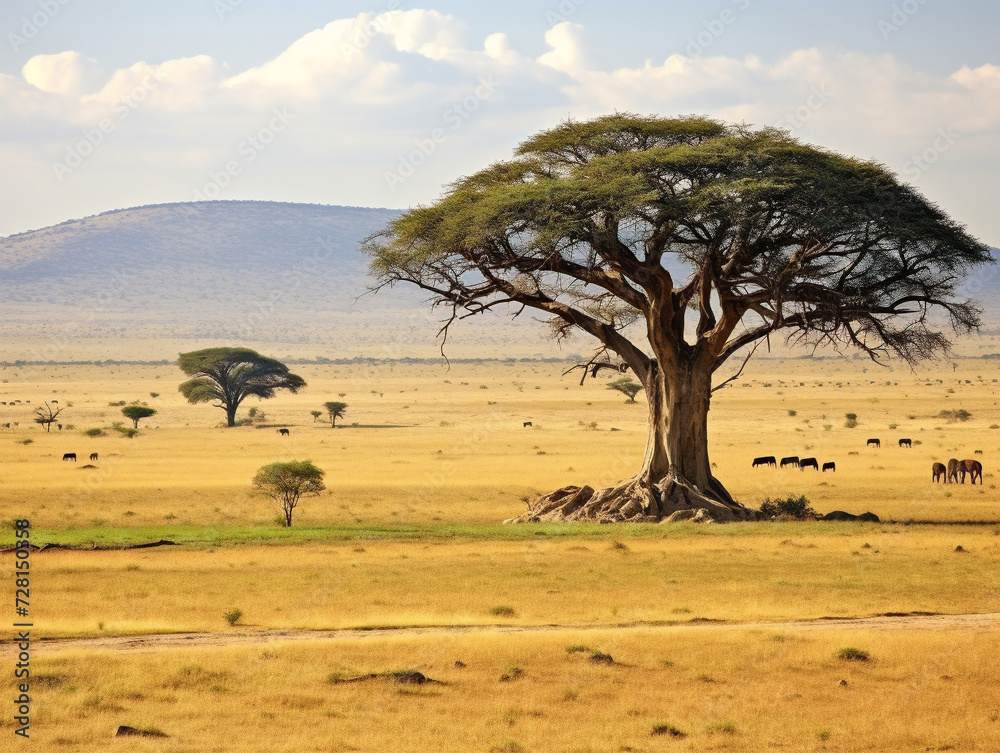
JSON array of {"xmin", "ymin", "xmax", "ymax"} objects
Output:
[{"xmin": 1, "ymin": 355, "xmax": 998, "ymax": 751}]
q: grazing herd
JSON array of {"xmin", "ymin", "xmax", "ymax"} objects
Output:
[
  {"xmin": 61, "ymin": 452, "xmax": 99, "ymax": 462},
  {"xmin": 754, "ymin": 455, "xmax": 836, "ymax": 471},
  {"xmin": 755, "ymin": 437, "xmax": 986, "ymax": 486},
  {"xmin": 935, "ymin": 457, "xmax": 984, "ymax": 485}
]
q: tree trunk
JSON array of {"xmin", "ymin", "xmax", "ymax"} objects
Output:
[
  {"xmin": 508, "ymin": 357, "xmax": 754, "ymax": 524},
  {"xmin": 226, "ymin": 403, "xmax": 237, "ymax": 428}
]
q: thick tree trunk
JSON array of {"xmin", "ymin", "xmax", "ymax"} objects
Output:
[
  {"xmin": 226, "ymin": 403, "xmax": 237, "ymax": 428},
  {"xmin": 508, "ymin": 358, "xmax": 754, "ymax": 524}
]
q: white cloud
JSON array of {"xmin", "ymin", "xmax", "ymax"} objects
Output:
[
  {"xmin": 22, "ymin": 51, "xmax": 103, "ymax": 96},
  {"xmin": 1, "ymin": 12, "xmax": 999, "ymax": 242}
]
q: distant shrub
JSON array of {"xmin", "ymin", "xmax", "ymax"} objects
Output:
[
  {"xmin": 108, "ymin": 400, "xmax": 127, "ymax": 406},
  {"xmin": 499, "ymin": 665, "xmax": 523, "ymax": 682},
  {"xmin": 84, "ymin": 428, "xmax": 105, "ymax": 437},
  {"xmin": 888, "ymin": 423, "xmax": 898, "ymax": 430},
  {"xmin": 838, "ymin": 647, "xmax": 869, "ymax": 662},
  {"xmin": 760, "ymin": 494, "xmax": 815, "ymax": 520},
  {"xmin": 652, "ymin": 724, "xmax": 686, "ymax": 738},
  {"xmin": 17, "ymin": 439, "xmax": 32, "ymax": 445},
  {"xmin": 787, "ymin": 410, "xmax": 797, "ymax": 417},
  {"xmin": 844, "ymin": 412, "xmax": 858, "ymax": 428},
  {"xmin": 490, "ymin": 605, "xmax": 516, "ymax": 617},
  {"xmin": 149, "ymin": 392, "xmax": 159, "ymax": 398},
  {"xmin": 939, "ymin": 409, "xmax": 972, "ymax": 422},
  {"xmin": 565, "ymin": 645, "xmax": 590, "ymax": 654},
  {"xmin": 224, "ymin": 609, "xmax": 243, "ymax": 627}
]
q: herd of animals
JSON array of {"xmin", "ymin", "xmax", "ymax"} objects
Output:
[{"xmin": 753, "ymin": 438, "xmax": 985, "ymax": 485}]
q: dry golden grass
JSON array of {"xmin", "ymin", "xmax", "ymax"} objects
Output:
[
  {"xmin": 20, "ymin": 529, "xmax": 1000, "ymax": 638},
  {"xmin": 2, "ymin": 356, "xmax": 998, "ymax": 750},
  {"xmin": 3, "ymin": 626, "xmax": 997, "ymax": 752},
  {"xmin": 0, "ymin": 357, "xmax": 996, "ymax": 529}
]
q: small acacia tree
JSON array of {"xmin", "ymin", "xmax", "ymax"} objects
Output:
[
  {"xmin": 608, "ymin": 377, "xmax": 643, "ymax": 403},
  {"xmin": 252, "ymin": 460, "xmax": 326, "ymax": 527},
  {"xmin": 121, "ymin": 404, "xmax": 157, "ymax": 429},
  {"xmin": 32, "ymin": 402, "xmax": 63, "ymax": 432},
  {"xmin": 177, "ymin": 348, "xmax": 306, "ymax": 427},
  {"xmin": 366, "ymin": 114, "xmax": 993, "ymax": 523},
  {"xmin": 323, "ymin": 401, "xmax": 348, "ymax": 427}
]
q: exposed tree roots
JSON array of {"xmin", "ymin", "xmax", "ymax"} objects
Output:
[{"xmin": 506, "ymin": 475, "xmax": 757, "ymax": 524}]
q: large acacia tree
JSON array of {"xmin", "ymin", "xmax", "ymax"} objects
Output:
[
  {"xmin": 364, "ymin": 115, "xmax": 993, "ymax": 522},
  {"xmin": 178, "ymin": 347, "xmax": 306, "ymax": 427}
]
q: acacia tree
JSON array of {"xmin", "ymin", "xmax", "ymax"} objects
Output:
[
  {"xmin": 323, "ymin": 401, "xmax": 347, "ymax": 427},
  {"xmin": 608, "ymin": 377, "xmax": 643, "ymax": 403},
  {"xmin": 178, "ymin": 348, "xmax": 306, "ymax": 427},
  {"xmin": 32, "ymin": 401, "xmax": 63, "ymax": 432},
  {"xmin": 121, "ymin": 404, "xmax": 157, "ymax": 429},
  {"xmin": 365, "ymin": 114, "xmax": 993, "ymax": 522},
  {"xmin": 252, "ymin": 460, "xmax": 326, "ymax": 527}
]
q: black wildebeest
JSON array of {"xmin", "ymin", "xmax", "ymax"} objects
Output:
[
  {"xmin": 523, "ymin": 421, "xmax": 532, "ymax": 427},
  {"xmin": 974, "ymin": 449, "xmax": 983, "ymax": 455},
  {"xmin": 946, "ymin": 458, "xmax": 960, "ymax": 484},
  {"xmin": 898, "ymin": 438, "xmax": 911, "ymax": 448},
  {"xmin": 278, "ymin": 428, "xmax": 290, "ymax": 436},
  {"xmin": 932, "ymin": 462, "xmax": 946, "ymax": 483},
  {"xmin": 62, "ymin": 453, "xmax": 76, "ymax": 462},
  {"xmin": 822, "ymin": 462, "xmax": 836, "ymax": 472},
  {"xmin": 800, "ymin": 457, "xmax": 819, "ymax": 470},
  {"xmin": 752, "ymin": 456, "xmax": 777, "ymax": 468},
  {"xmin": 90, "ymin": 453, "xmax": 98, "ymax": 462},
  {"xmin": 867, "ymin": 438, "xmax": 880, "ymax": 448},
  {"xmin": 959, "ymin": 459, "xmax": 983, "ymax": 485},
  {"xmin": 780, "ymin": 456, "xmax": 800, "ymax": 469}
]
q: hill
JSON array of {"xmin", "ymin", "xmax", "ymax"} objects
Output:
[
  {"xmin": 1, "ymin": 201, "xmax": 995, "ymax": 362},
  {"xmin": 0, "ymin": 201, "xmax": 556, "ymax": 361}
]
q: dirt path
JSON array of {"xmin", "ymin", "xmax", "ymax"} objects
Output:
[{"xmin": 6, "ymin": 612, "xmax": 998, "ymax": 655}]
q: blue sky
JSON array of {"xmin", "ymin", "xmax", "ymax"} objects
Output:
[{"xmin": 2, "ymin": 0, "xmax": 998, "ymax": 242}]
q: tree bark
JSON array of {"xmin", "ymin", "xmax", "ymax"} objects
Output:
[
  {"xmin": 226, "ymin": 403, "xmax": 237, "ymax": 428},
  {"xmin": 508, "ymin": 354, "xmax": 753, "ymax": 523}
]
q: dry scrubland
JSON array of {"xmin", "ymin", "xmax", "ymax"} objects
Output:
[
  {"xmin": 1, "ymin": 355, "xmax": 998, "ymax": 751},
  {"xmin": 1, "ymin": 628, "xmax": 998, "ymax": 751}
]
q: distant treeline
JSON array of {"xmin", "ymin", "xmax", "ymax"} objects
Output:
[{"xmin": 0, "ymin": 356, "xmax": 586, "ymax": 368}]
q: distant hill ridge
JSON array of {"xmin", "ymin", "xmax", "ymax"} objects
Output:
[
  {"xmin": 0, "ymin": 200, "xmax": 563, "ymax": 359},
  {"xmin": 0, "ymin": 201, "xmax": 996, "ymax": 360}
]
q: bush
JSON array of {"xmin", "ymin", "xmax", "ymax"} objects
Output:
[
  {"xmin": 652, "ymin": 724, "xmax": 686, "ymax": 738},
  {"xmin": 844, "ymin": 412, "xmax": 858, "ymax": 428},
  {"xmin": 224, "ymin": 609, "xmax": 243, "ymax": 627},
  {"xmin": 838, "ymin": 647, "xmax": 869, "ymax": 661},
  {"xmin": 490, "ymin": 605, "xmax": 516, "ymax": 617},
  {"xmin": 759, "ymin": 494, "xmax": 815, "ymax": 520},
  {"xmin": 84, "ymin": 428, "xmax": 105, "ymax": 437},
  {"xmin": 939, "ymin": 409, "xmax": 972, "ymax": 422}
]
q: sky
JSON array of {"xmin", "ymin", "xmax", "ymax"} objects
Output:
[{"xmin": 1, "ymin": 0, "xmax": 998, "ymax": 242}]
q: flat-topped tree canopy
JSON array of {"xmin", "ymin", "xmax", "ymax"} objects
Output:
[
  {"xmin": 365, "ymin": 114, "xmax": 994, "ymax": 522},
  {"xmin": 178, "ymin": 347, "xmax": 306, "ymax": 427}
]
